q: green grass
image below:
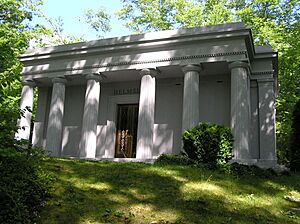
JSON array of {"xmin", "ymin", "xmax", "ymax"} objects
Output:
[{"xmin": 39, "ymin": 158, "xmax": 300, "ymax": 224}]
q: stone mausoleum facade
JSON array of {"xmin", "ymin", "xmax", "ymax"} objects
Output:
[{"xmin": 17, "ymin": 23, "xmax": 278, "ymax": 167}]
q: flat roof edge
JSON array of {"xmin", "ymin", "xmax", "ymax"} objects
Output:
[{"xmin": 21, "ymin": 22, "xmax": 247, "ymax": 57}]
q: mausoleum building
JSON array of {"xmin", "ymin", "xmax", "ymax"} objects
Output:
[{"xmin": 17, "ymin": 23, "xmax": 278, "ymax": 167}]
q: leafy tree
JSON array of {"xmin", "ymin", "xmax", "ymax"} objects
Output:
[
  {"xmin": 38, "ymin": 16, "xmax": 85, "ymax": 46},
  {"xmin": 117, "ymin": 0, "xmax": 233, "ymax": 32},
  {"xmin": 117, "ymin": 0, "xmax": 175, "ymax": 32},
  {"xmin": 289, "ymin": 99, "xmax": 300, "ymax": 171},
  {"xmin": 82, "ymin": 8, "xmax": 111, "ymax": 38},
  {"xmin": 31, "ymin": 7, "xmax": 111, "ymax": 46},
  {"xmin": 0, "ymin": 2, "xmax": 53, "ymax": 222},
  {"xmin": 0, "ymin": 0, "xmax": 40, "ymax": 135},
  {"xmin": 276, "ymin": 20, "xmax": 300, "ymax": 163}
]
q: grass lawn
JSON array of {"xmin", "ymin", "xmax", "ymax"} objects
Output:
[{"xmin": 40, "ymin": 158, "xmax": 300, "ymax": 224}]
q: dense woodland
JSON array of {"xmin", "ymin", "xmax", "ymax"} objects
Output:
[{"xmin": 0, "ymin": 0, "xmax": 299, "ymax": 163}]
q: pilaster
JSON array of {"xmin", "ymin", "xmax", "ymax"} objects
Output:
[{"xmin": 257, "ymin": 78, "xmax": 277, "ymax": 163}]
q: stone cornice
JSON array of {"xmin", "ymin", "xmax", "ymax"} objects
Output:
[
  {"xmin": 22, "ymin": 51, "xmax": 247, "ymax": 75},
  {"xmin": 21, "ymin": 23, "xmax": 249, "ymax": 61},
  {"xmin": 250, "ymin": 70, "xmax": 275, "ymax": 82}
]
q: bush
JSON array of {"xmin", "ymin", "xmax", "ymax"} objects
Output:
[
  {"xmin": 182, "ymin": 122, "xmax": 233, "ymax": 168},
  {"xmin": 0, "ymin": 106, "xmax": 52, "ymax": 223},
  {"xmin": 289, "ymin": 99, "xmax": 300, "ymax": 171},
  {"xmin": 228, "ymin": 163, "xmax": 277, "ymax": 178},
  {"xmin": 0, "ymin": 147, "xmax": 52, "ymax": 224},
  {"xmin": 155, "ymin": 154, "xmax": 192, "ymax": 166}
]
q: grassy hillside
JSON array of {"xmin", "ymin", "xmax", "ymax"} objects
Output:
[{"xmin": 40, "ymin": 158, "xmax": 300, "ymax": 224}]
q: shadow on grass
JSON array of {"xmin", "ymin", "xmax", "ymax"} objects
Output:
[{"xmin": 39, "ymin": 158, "xmax": 300, "ymax": 224}]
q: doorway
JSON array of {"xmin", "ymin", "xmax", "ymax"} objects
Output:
[{"xmin": 115, "ymin": 104, "xmax": 139, "ymax": 158}]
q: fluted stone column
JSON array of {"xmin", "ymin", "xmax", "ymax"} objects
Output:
[
  {"xmin": 181, "ymin": 65, "xmax": 201, "ymax": 132},
  {"xmin": 45, "ymin": 77, "xmax": 67, "ymax": 157},
  {"xmin": 79, "ymin": 74, "xmax": 101, "ymax": 158},
  {"xmin": 136, "ymin": 69, "xmax": 156, "ymax": 159},
  {"xmin": 229, "ymin": 61, "xmax": 251, "ymax": 161},
  {"xmin": 16, "ymin": 80, "xmax": 35, "ymax": 140}
]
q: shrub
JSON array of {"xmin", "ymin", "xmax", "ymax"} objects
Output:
[
  {"xmin": 0, "ymin": 104, "xmax": 22, "ymax": 149},
  {"xmin": 289, "ymin": 99, "xmax": 300, "ymax": 171},
  {"xmin": 182, "ymin": 122, "xmax": 233, "ymax": 168},
  {"xmin": 155, "ymin": 154, "xmax": 192, "ymax": 166},
  {"xmin": 0, "ymin": 147, "xmax": 52, "ymax": 224},
  {"xmin": 0, "ymin": 106, "xmax": 52, "ymax": 223},
  {"xmin": 228, "ymin": 163, "xmax": 277, "ymax": 178}
]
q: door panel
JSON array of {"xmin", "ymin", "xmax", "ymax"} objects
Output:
[{"xmin": 115, "ymin": 104, "xmax": 138, "ymax": 158}]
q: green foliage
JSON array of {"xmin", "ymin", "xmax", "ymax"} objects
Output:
[
  {"xmin": 276, "ymin": 20, "xmax": 300, "ymax": 164},
  {"xmin": 0, "ymin": 3, "xmax": 54, "ymax": 221},
  {"xmin": 182, "ymin": 123, "xmax": 233, "ymax": 168},
  {"xmin": 117, "ymin": 0, "xmax": 174, "ymax": 32},
  {"xmin": 0, "ymin": 147, "xmax": 53, "ymax": 224},
  {"xmin": 155, "ymin": 154, "xmax": 192, "ymax": 166},
  {"xmin": 82, "ymin": 8, "xmax": 111, "ymax": 38},
  {"xmin": 228, "ymin": 163, "xmax": 278, "ymax": 178},
  {"xmin": 117, "ymin": 0, "xmax": 234, "ymax": 32},
  {"xmin": 0, "ymin": 0, "xmax": 36, "ymax": 164},
  {"xmin": 0, "ymin": 105, "xmax": 21, "ymax": 150},
  {"xmin": 0, "ymin": 94, "xmax": 53, "ymax": 223},
  {"xmin": 0, "ymin": 0, "xmax": 45, "ymax": 124},
  {"xmin": 38, "ymin": 16, "xmax": 86, "ymax": 46},
  {"xmin": 0, "ymin": 83, "xmax": 53, "ymax": 223},
  {"xmin": 289, "ymin": 99, "xmax": 300, "ymax": 171}
]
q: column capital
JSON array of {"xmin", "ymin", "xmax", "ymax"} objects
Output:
[
  {"xmin": 52, "ymin": 77, "xmax": 67, "ymax": 84},
  {"xmin": 229, "ymin": 61, "xmax": 249, "ymax": 70},
  {"xmin": 182, "ymin": 64, "xmax": 202, "ymax": 73},
  {"xmin": 139, "ymin": 68, "xmax": 159, "ymax": 77},
  {"xmin": 22, "ymin": 79, "xmax": 35, "ymax": 87},
  {"xmin": 86, "ymin": 74, "xmax": 102, "ymax": 81}
]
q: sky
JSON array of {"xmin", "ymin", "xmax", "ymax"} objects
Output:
[{"xmin": 32, "ymin": 0, "xmax": 133, "ymax": 41}]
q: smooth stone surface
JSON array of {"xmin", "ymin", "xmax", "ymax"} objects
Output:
[
  {"xmin": 136, "ymin": 69, "xmax": 156, "ymax": 159},
  {"xmin": 45, "ymin": 79, "xmax": 66, "ymax": 156},
  {"xmin": 16, "ymin": 81, "xmax": 34, "ymax": 140},
  {"xmin": 182, "ymin": 65, "xmax": 201, "ymax": 132},
  {"xmin": 230, "ymin": 62, "xmax": 251, "ymax": 160},
  {"xmin": 79, "ymin": 77, "xmax": 100, "ymax": 158}
]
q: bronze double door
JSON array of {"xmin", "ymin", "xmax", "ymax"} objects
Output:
[{"xmin": 115, "ymin": 104, "xmax": 139, "ymax": 158}]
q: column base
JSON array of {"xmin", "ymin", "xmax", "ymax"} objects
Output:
[{"xmin": 230, "ymin": 159, "xmax": 277, "ymax": 169}]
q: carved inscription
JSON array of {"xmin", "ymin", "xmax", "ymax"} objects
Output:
[{"xmin": 113, "ymin": 88, "xmax": 140, "ymax": 95}]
